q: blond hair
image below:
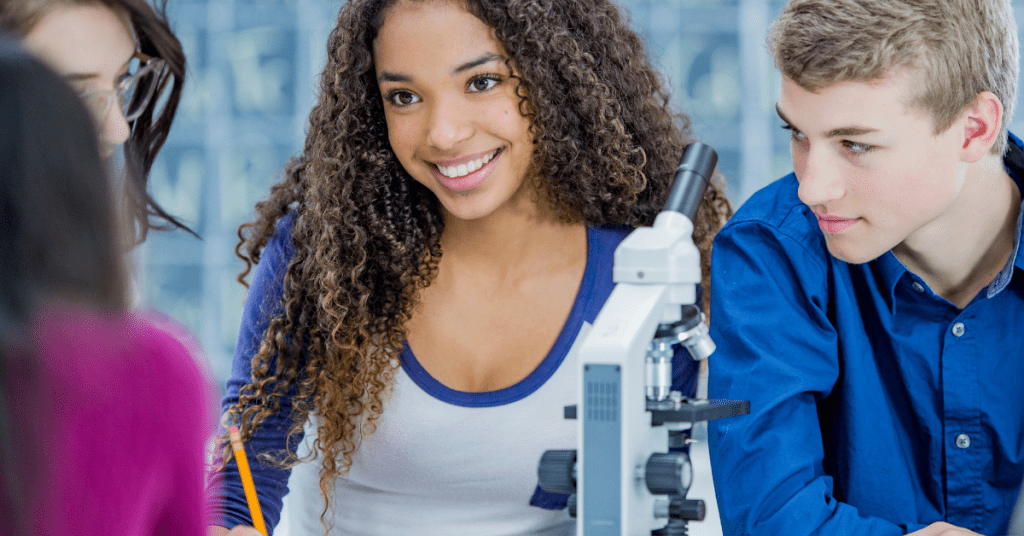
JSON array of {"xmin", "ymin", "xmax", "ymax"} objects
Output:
[{"xmin": 769, "ymin": 0, "xmax": 1019, "ymax": 155}]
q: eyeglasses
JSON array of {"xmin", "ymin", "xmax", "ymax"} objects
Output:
[{"xmin": 78, "ymin": 52, "xmax": 167, "ymax": 124}]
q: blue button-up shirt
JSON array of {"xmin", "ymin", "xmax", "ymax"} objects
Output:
[{"xmin": 708, "ymin": 134, "xmax": 1024, "ymax": 536}]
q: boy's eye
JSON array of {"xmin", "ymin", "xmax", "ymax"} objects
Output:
[
  {"xmin": 387, "ymin": 90, "xmax": 420, "ymax": 106},
  {"xmin": 468, "ymin": 75, "xmax": 500, "ymax": 92},
  {"xmin": 781, "ymin": 124, "xmax": 806, "ymax": 142},
  {"xmin": 844, "ymin": 141, "xmax": 874, "ymax": 154}
]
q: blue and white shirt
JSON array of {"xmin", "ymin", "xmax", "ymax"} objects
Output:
[{"xmin": 211, "ymin": 216, "xmax": 700, "ymax": 534}]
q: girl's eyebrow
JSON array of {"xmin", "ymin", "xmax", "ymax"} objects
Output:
[
  {"xmin": 451, "ymin": 52, "xmax": 503, "ymax": 74},
  {"xmin": 63, "ymin": 55, "xmax": 134, "ymax": 83},
  {"xmin": 64, "ymin": 72, "xmax": 99, "ymax": 82},
  {"xmin": 378, "ymin": 52, "xmax": 505, "ymax": 83}
]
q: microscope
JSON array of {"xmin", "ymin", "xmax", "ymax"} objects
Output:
[{"xmin": 537, "ymin": 142, "xmax": 749, "ymax": 536}]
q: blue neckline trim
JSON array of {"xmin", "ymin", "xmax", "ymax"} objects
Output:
[{"xmin": 400, "ymin": 226, "xmax": 600, "ymax": 408}]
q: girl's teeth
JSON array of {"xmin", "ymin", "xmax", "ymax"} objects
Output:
[{"xmin": 438, "ymin": 150, "xmax": 498, "ymax": 178}]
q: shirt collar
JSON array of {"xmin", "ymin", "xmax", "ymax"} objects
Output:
[
  {"xmin": 875, "ymin": 249, "xmax": 908, "ymax": 315},
  {"xmin": 989, "ymin": 132, "xmax": 1024, "ymax": 296}
]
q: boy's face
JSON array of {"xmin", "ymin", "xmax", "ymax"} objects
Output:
[{"xmin": 778, "ymin": 69, "xmax": 968, "ymax": 264}]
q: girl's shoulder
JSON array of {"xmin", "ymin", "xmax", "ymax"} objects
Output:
[
  {"xmin": 26, "ymin": 305, "xmax": 213, "ymax": 534},
  {"xmin": 32, "ymin": 305, "xmax": 212, "ymax": 412},
  {"xmin": 270, "ymin": 210, "xmax": 299, "ymax": 257},
  {"xmin": 589, "ymin": 222, "xmax": 633, "ymax": 246},
  {"xmin": 586, "ymin": 222, "xmax": 633, "ymax": 265}
]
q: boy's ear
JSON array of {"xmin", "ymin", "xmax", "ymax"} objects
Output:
[{"xmin": 960, "ymin": 91, "xmax": 1003, "ymax": 162}]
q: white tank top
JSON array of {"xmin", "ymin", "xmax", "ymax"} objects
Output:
[{"xmin": 274, "ymin": 325, "xmax": 591, "ymax": 536}]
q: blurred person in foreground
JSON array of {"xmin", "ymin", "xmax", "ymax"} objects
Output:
[
  {"xmin": 707, "ymin": 0, "xmax": 1023, "ymax": 535},
  {"xmin": 0, "ymin": 35, "xmax": 213, "ymax": 536}
]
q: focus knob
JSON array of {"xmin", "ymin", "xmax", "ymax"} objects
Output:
[
  {"xmin": 670, "ymin": 497, "xmax": 706, "ymax": 521},
  {"xmin": 645, "ymin": 452, "xmax": 692, "ymax": 496},
  {"xmin": 538, "ymin": 449, "xmax": 577, "ymax": 494}
]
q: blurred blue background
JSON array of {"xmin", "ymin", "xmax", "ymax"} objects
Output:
[{"xmin": 138, "ymin": 0, "xmax": 1024, "ymax": 395}]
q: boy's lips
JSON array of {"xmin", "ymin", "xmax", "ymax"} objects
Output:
[{"xmin": 816, "ymin": 214, "xmax": 859, "ymax": 234}]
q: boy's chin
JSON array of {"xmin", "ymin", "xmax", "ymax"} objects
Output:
[{"xmin": 824, "ymin": 237, "xmax": 887, "ymax": 265}]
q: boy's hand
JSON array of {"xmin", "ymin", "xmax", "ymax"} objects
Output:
[{"xmin": 908, "ymin": 522, "xmax": 984, "ymax": 536}]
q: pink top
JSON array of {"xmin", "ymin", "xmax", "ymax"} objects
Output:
[{"xmin": 1, "ymin": 306, "xmax": 214, "ymax": 535}]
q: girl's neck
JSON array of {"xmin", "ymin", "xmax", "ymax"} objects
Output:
[{"xmin": 438, "ymin": 188, "xmax": 586, "ymax": 282}]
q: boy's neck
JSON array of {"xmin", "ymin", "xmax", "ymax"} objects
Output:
[{"xmin": 892, "ymin": 154, "xmax": 1021, "ymax": 309}]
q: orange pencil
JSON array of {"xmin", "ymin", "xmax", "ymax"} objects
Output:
[{"xmin": 228, "ymin": 425, "xmax": 268, "ymax": 536}]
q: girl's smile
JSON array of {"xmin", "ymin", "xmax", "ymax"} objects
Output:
[{"xmin": 431, "ymin": 147, "xmax": 503, "ymax": 191}]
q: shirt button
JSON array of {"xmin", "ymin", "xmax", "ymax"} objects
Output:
[
  {"xmin": 951, "ymin": 322, "xmax": 965, "ymax": 337},
  {"xmin": 955, "ymin": 434, "xmax": 971, "ymax": 449},
  {"xmin": 911, "ymin": 282, "xmax": 925, "ymax": 293}
]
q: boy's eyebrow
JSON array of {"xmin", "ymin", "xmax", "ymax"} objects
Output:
[
  {"xmin": 378, "ymin": 53, "xmax": 505, "ymax": 83},
  {"xmin": 775, "ymin": 103, "xmax": 878, "ymax": 138}
]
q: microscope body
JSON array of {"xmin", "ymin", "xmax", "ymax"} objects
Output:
[
  {"xmin": 576, "ymin": 211, "xmax": 699, "ymax": 535},
  {"xmin": 538, "ymin": 143, "xmax": 748, "ymax": 536}
]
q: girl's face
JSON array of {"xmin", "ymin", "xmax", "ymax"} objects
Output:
[
  {"xmin": 23, "ymin": 4, "xmax": 135, "ymax": 158},
  {"xmin": 373, "ymin": 0, "xmax": 537, "ymax": 223}
]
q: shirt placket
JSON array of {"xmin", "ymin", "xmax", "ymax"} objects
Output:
[{"xmin": 941, "ymin": 310, "xmax": 983, "ymax": 531}]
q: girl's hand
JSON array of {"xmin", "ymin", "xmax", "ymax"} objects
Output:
[{"xmin": 207, "ymin": 525, "xmax": 265, "ymax": 536}]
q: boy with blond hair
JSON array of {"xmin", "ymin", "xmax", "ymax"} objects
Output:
[{"xmin": 708, "ymin": 0, "xmax": 1024, "ymax": 534}]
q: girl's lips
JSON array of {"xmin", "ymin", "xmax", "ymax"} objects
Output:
[
  {"xmin": 817, "ymin": 216, "xmax": 859, "ymax": 234},
  {"xmin": 433, "ymin": 148, "xmax": 502, "ymax": 192}
]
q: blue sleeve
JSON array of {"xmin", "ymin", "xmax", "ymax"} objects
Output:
[
  {"xmin": 208, "ymin": 215, "xmax": 303, "ymax": 533},
  {"xmin": 706, "ymin": 220, "xmax": 910, "ymax": 536}
]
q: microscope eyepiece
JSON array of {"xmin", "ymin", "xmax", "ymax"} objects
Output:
[{"xmin": 662, "ymin": 142, "xmax": 718, "ymax": 220}]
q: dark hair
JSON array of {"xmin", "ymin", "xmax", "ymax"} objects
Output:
[
  {"xmin": 0, "ymin": 34, "xmax": 129, "ymax": 533},
  {"xmin": 223, "ymin": 0, "xmax": 732, "ymax": 524},
  {"xmin": 0, "ymin": 0, "xmax": 197, "ymax": 243}
]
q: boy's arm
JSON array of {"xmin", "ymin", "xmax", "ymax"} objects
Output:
[{"xmin": 706, "ymin": 219, "xmax": 919, "ymax": 536}]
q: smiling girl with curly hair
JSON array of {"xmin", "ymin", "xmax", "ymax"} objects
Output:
[{"xmin": 208, "ymin": 0, "xmax": 732, "ymax": 533}]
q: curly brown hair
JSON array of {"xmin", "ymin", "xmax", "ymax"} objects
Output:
[{"xmin": 220, "ymin": 0, "xmax": 732, "ymax": 525}]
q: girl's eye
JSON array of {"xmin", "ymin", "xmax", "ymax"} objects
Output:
[
  {"xmin": 781, "ymin": 124, "xmax": 806, "ymax": 142},
  {"xmin": 387, "ymin": 90, "xmax": 420, "ymax": 106},
  {"xmin": 468, "ymin": 75, "xmax": 500, "ymax": 93}
]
